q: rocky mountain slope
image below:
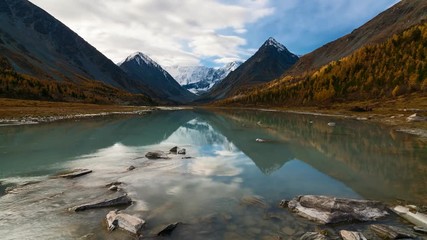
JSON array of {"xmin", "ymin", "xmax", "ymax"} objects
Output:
[
  {"xmin": 0, "ymin": 0, "xmax": 156, "ymax": 102},
  {"xmin": 200, "ymin": 37, "xmax": 299, "ymax": 101},
  {"xmin": 118, "ymin": 52, "xmax": 196, "ymax": 103},
  {"xmin": 286, "ymin": 0, "xmax": 427, "ymax": 76},
  {"xmin": 217, "ymin": 22, "xmax": 427, "ymax": 107}
]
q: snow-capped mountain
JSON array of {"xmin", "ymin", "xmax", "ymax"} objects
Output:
[
  {"xmin": 165, "ymin": 61, "xmax": 242, "ymax": 95},
  {"xmin": 118, "ymin": 52, "xmax": 196, "ymax": 103}
]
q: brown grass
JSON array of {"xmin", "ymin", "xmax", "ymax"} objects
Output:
[{"xmin": 0, "ymin": 98, "xmax": 151, "ymax": 119}]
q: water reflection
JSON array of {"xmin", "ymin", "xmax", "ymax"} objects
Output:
[
  {"xmin": 205, "ymin": 109, "xmax": 427, "ymax": 204},
  {"xmin": 1, "ymin": 109, "xmax": 426, "ymax": 239}
]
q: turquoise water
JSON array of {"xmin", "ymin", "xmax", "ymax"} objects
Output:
[{"xmin": 0, "ymin": 110, "xmax": 426, "ymax": 239}]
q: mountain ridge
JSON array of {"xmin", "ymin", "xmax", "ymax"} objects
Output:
[
  {"xmin": 118, "ymin": 52, "xmax": 197, "ymax": 103},
  {"xmin": 164, "ymin": 61, "xmax": 242, "ymax": 95},
  {"xmin": 285, "ymin": 0, "xmax": 427, "ymax": 77},
  {"xmin": 0, "ymin": 0, "xmax": 170, "ymax": 105},
  {"xmin": 199, "ymin": 37, "xmax": 299, "ymax": 101}
]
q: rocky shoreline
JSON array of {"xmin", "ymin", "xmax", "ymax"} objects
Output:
[{"xmin": 2, "ymin": 145, "xmax": 426, "ymax": 239}]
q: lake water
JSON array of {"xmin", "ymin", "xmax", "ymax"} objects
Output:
[{"xmin": 0, "ymin": 109, "xmax": 426, "ymax": 239}]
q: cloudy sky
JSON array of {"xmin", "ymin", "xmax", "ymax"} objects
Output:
[{"xmin": 30, "ymin": 0, "xmax": 399, "ymax": 67}]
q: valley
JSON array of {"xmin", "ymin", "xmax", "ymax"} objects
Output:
[{"xmin": 1, "ymin": 0, "xmax": 427, "ymax": 239}]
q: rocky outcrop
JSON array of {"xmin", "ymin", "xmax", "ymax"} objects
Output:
[
  {"xmin": 284, "ymin": 195, "xmax": 388, "ymax": 224},
  {"xmin": 106, "ymin": 210, "xmax": 145, "ymax": 234},
  {"xmin": 69, "ymin": 195, "xmax": 132, "ymax": 212}
]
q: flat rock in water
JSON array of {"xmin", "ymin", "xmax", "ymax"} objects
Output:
[
  {"xmin": 55, "ymin": 169, "xmax": 92, "ymax": 179},
  {"xmin": 157, "ymin": 222, "xmax": 181, "ymax": 236},
  {"xmin": 370, "ymin": 224, "xmax": 416, "ymax": 239},
  {"xmin": 393, "ymin": 205, "xmax": 427, "ymax": 229},
  {"xmin": 300, "ymin": 232, "xmax": 328, "ymax": 240},
  {"xmin": 145, "ymin": 151, "xmax": 169, "ymax": 159},
  {"xmin": 70, "ymin": 195, "xmax": 132, "ymax": 212},
  {"xmin": 414, "ymin": 226, "xmax": 427, "ymax": 234},
  {"xmin": 106, "ymin": 210, "xmax": 145, "ymax": 234},
  {"xmin": 286, "ymin": 195, "xmax": 388, "ymax": 224},
  {"xmin": 339, "ymin": 230, "xmax": 367, "ymax": 240}
]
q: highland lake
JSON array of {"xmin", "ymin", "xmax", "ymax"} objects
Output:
[{"xmin": 0, "ymin": 109, "xmax": 426, "ymax": 239}]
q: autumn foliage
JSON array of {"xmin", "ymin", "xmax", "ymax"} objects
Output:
[
  {"xmin": 218, "ymin": 23, "xmax": 427, "ymax": 106},
  {"xmin": 0, "ymin": 56, "xmax": 153, "ymax": 105}
]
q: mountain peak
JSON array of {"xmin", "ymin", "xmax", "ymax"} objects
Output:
[
  {"xmin": 262, "ymin": 37, "xmax": 287, "ymax": 52},
  {"xmin": 120, "ymin": 52, "xmax": 160, "ymax": 68}
]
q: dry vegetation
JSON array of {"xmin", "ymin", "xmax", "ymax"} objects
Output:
[
  {"xmin": 0, "ymin": 56, "xmax": 153, "ymax": 106},
  {"xmin": 217, "ymin": 23, "xmax": 427, "ymax": 109},
  {"xmin": 0, "ymin": 98, "xmax": 151, "ymax": 119}
]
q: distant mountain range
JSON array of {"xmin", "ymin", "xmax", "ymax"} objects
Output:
[
  {"xmin": 199, "ymin": 37, "xmax": 299, "ymax": 101},
  {"xmin": 118, "ymin": 52, "xmax": 196, "ymax": 103},
  {"xmin": 0, "ymin": 0, "xmax": 425, "ymax": 107},
  {"xmin": 165, "ymin": 61, "xmax": 242, "ymax": 95}
]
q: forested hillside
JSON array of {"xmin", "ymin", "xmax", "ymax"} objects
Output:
[
  {"xmin": 218, "ymin": 23, "xmax": 427, "ymax": 106},
  {"xmin": 0, "ymin": 56, "xmax": 153, "ymax": 105}
]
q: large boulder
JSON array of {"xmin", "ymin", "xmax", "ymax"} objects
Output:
[
  {"xmin": 106, "ymin": 210, "xmax": 145, "ymax": 234},
  {"xmin": 284, "ymin": 195, "xmax": 388, "ymax": 224}
]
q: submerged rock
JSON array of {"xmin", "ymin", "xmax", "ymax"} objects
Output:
[
  {"xmin": 106, "ymin": 210, "xmax": 145, "ymax": 234},
  {"xmin": 108, "ymin": 185, "xmax": 119, "ymax": 191},
  {"xmin": 4, "ymin": 181, "xmax": 41, "ymax": 194},
  {"xmin": 240, "ymin": 195, "xmax": 268, "ymax": 209},
  {"xmin": 145, "ymin": 151, "xmax": 169, "ymax": 160},
  {"xmin": 177, "ymin": 149, "xmax": 186, "ymax": 155},
  {"xmin": 69, "ymin": 194, "xmax": 132, "ymax": 212},
  {"xmin": 157, "ymin": 222, "xmax": 181, "ymax": 236},
  {"xmin": 54, "ymin": 169, "xmax": 92, "ymax": 179},
  {"xmin": 327, "ymin": 122, "xmax": 336, "ymax": 127},
  {"xmin": 285, "ymin": 195, "xmax": 388, "ymax": 224},
  {"xmin": 300, "ymin": 232, "xmax": 328, "ymax": 240},
  {"xmin": 370, "ymin": 224, "xmax": 415, "ymax": 239},
  {"xmin": 127, "ymin": 165, "xmax": 136, "ymax": 171},
  {"xmin": 339, "ymin": 230, "xmax": 367, "ymax": 240}
]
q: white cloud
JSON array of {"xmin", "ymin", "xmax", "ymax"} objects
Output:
[{"xmin": 29, "ymin": 0, "xmax": 274, "ymax": 66}]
